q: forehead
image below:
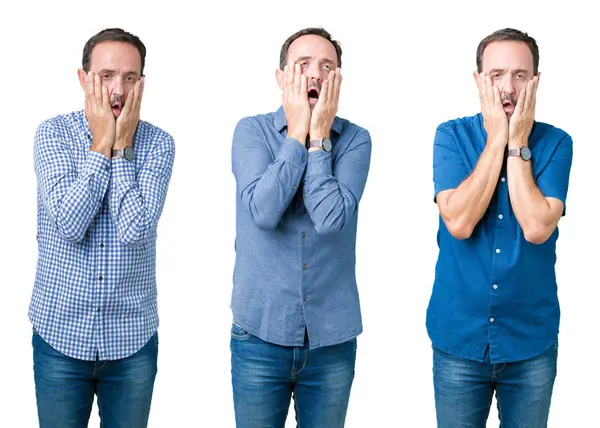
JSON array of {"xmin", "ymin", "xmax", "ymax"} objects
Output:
[
  {"xmin": 287, "ymin": 34, "xmax": 338, "ymax": 64},
  {"xmin": 482, "ymin": 40, "xmax": 534, "ymax": 72},
  {"xmin": 90, "ymin": 41, "xmax": 141, "ymax": 71}
]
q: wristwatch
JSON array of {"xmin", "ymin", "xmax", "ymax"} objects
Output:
[
  {"xmin": 307, "ymin": 138, "xmax": 332, "ymax": 152},
  {"xmin": 507, "ymin": 146, "xmax": 531, "ymax": 161},
  {"xmin": 112, "ymin": 146, "xmax": 134, "ymax": 161}
]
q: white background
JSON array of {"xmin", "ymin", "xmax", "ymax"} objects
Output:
[{"xmin": 0, "ymin": 0, "xmax": 597, "ymax": 426}]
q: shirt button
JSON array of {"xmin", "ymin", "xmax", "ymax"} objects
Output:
[
  {"xmin": 493, "ymin": 284, "xmax": 498, "ymax": 290},
  {"xmin": 303, "ymin": 295, "xmax": 308, "ymax": 301},
  {"xmin": 303, "ymin": 263, "xmax": 308, "ymax": 270},
  {"xmin": 303, "ymin": 193, "xmax": 307, "ymax": 199},
  {"xmin": 301, "ymin": 232, "xmax": 306, "ymax": 239},
  {"xmin": 489, "ymin": 317, "xmax": 495, "ymax": 323},
  {"xmin": 292, "ymin": 186, "xmax": 297, "ymax": 190},
  {"xmin": 98, "ymin": 275, "xmax": 103, "ymax": 280},
  {"xmin": 99, "ymin": 243, "xmax": 104, "ymax": 248},
  {"xmin": 501, "ymin": 177, "xmax": 506, "ymax": 182},
  {"xmin": 302, "ymin": 156, "xmax": 306, "ymax": 161},
  {"xmin": 498, "ymin": 214, "xmax": 503, "ymax": 220},
  {"xmin": 96, "ymin": 307, "xmax": 100, "ymax": 312},
  {"xmin": 495, "ymin": 249, "xmax": 500, "ymax": 254}
]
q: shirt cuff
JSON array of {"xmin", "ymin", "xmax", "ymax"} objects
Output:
[
  {"xmin": 305, "ymin": 150, "xmax": 332, "ymax": 177},
  {"xmin": 85, "ymin": 150, "xmax": 111, "ymax": 179},
  {"xmin": 278, "ymin": 137, "xmax": 308, "ymax": 169},
  {"xmin": 111, "ymin": 157, "xmax": 136, "ymax": 182}
]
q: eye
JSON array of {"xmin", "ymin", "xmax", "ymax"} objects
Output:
[
  {"xmin": 322, "ymin": 64, "xmax": 331, "ymax": 71},
  {"xmin": 101, "ymin": 74, "xmax": 112, "ymax": 80},
  {"xmin": 491, "ymin": 74, "xmax": 500, "ymax": 80},
  {"xmin": 126, "ymin": 75, "xmax": 137, "ymax": 83},
  {"xmin": 515, "ymin": 74, "xmax": 525, "ymax": 80}
]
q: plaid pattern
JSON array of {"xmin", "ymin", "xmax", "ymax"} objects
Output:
[{"xmin": 29, "ymin": 110, "xmax": 175, "ymax": 361}]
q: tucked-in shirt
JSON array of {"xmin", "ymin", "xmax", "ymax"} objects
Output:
[
  {"xmin": 29, "ymin": 110, "xmax": 175, "ymax": 361},
  {"xmin": 427, "ymin": 112, "xmax": 573, "ymax": 364},
  {"xmin": 231, "ymin": 106, "xmax": 371, "ymax": 349}
]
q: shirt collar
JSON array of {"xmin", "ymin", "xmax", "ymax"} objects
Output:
[{"xmin": 274, "ymin": 105, "xmax": 343, "ymax": 135}]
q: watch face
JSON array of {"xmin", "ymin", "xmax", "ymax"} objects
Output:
[
  {"xmin": 323, "ymin": 138, "xmax": 332, "ymax": 152},
  {"xmin": 124, "ymin": 146, "xmax": 135, "ymax": 161},
  {"xmin": 521, "ymin": 146, "xmax": 531, "ymax": 161}
]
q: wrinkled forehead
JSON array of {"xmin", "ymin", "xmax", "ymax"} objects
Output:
[
  {"xmin": 90, "ymin": 41, "xmax": 142, "ymax": 73},
  {"xmin": 287, "ymin": 34, "xmax": 338, "ymax": 66},
  {"xmin": 482, "ymin": 40, "xmax": 534, "ymax": 74}
]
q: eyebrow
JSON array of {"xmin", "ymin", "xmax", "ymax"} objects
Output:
[
  {"xmin": 98, "ymin": 69, "xmax": 139, "ymax": 76},
  {"xmin": 488, "ymin": 68, "xmax": 530, "ymax": 75},
  {"xmin": 294, "ymin": 56, "xmax": 336, "ymax": 65}
]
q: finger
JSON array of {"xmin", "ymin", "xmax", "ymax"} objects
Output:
[
  {"xmin": 319, "ymin": 79, "xmax": 329, "ymax": 105},
  {"xmin": 327, "ymin": 70, "xmax": 335, "ymax": 103},
  {"xmin": 492, "ymin": 85, "xmax": 503, "ymax": 109},
  {"xmin": 485, "ymin": 74, "xmax": 495, "ymax": 104},
  {"xmin": 138, "ymin": 76, "xmax": 145, "ymax": 103},
  {"xmin": 285, "ymin": 65, "xmax": 293, "ymax": 92},
  {"xmin": 132, "ymin": 79, "xmax": 142, "ymax": 113},
  {"xmin": 474, "ymin": 72, "xmax": 485, "ymax": 105},
  {"xmin": 86, "ymin": 71, "xmax": 94, "ymax": 99},
  {"xmin": 333, "ymin": 68, "xmax": 342, "ymax": 104},
  {"xmin": 294, "ymin": 63, "xmax": 301, "ymax": 92},
  {"xmin": 94, "ymin": 74, "xmax": 102, "ymax": 101},
  {"xmin": 102, "ymin": 85, "xmax": 111, "ymax": 110},
  {"xmin": 121, "ymin": 88, "xmax": 134, "ymax": 118},
  {"xmin": 300, "ymin": 73, "xmax": 307, "ymax": 101},
  {"xmin": 282, "ymin": 66, "xmax": 289, "ymax": 102},
  {"xmin": 532, "ymin": 74, "xmax": 540, "ymax": 109},
  {"xmin": 523, "ymin": 79, "xmax": 534, "ymax": 112},
  {"xmin": 516, "ymin": 84, "xmax": 527, "ymax": 114}
]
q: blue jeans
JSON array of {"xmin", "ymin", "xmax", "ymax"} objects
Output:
[
  {"xmin": 230, "ymin": 322, "xmax": 357, "ymax": 428},
  {"xmin": 432, "ymin": 342, "xmax": 558, "ymax": 428},
  {"xmin": 32, "ymin": 329, "xmax": 158, "ymax": 428}
]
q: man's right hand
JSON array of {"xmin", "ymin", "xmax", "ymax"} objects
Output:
[
  {"xmin": 474, "ymin": 72, "xmax": 508, "ymax": 145},
  {"xmin": 86, "ymin": 71, "xmax": 115, "ymax": 158},
  {"xmin": 282, "ymin": 63, "xmax": 310, "ymax": 144}
]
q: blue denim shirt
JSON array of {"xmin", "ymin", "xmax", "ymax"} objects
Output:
[
  {"xmin": 427, "ymin": 113, "xmax": 573, "ymax": 364},
  {"xmin": 230, "ymin": 106, "xmax": 371, "ymax": 349}
]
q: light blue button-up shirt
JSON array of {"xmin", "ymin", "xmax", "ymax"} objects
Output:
[{"xmin": 231, "ymin": 106, "xmax": 372, "ymax": 349}]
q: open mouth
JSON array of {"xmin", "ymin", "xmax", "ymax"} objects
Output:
[
  {"xmin": 503, "ymin": 100, "xmax": 514, "ymax": 114},
  {"xmin": 308, "ymin": 88, "xmax": 320, "ymax": 105},
  {"xmin": 111, "ymin": 103, "xmax": 122, "ymax": 116}
]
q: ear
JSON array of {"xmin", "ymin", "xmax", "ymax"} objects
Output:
[
  {"xmin": 275, "ymin": 67, "xmax": 285, "ymax": 90},
  {"xmin": 77, "ymin": 68, "xmax": 87, "ymax": 90}
]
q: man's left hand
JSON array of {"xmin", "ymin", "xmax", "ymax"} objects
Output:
[
  {"xmin": 309, "ymin": 68, "xmax": 342, "ymax": 141},
  {"xmin": 509, "ymin": 74, "xmax": 539, "ymax": 148},
  {"xmin": 115, "ymin": 77, "xmax": 144, "ymax": 149}
]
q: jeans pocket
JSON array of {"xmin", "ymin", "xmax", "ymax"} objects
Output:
[{"xmin": 231, "ymin": 321, "xmax": 251, "ymax": 340}]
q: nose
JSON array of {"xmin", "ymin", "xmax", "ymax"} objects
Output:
[
  {"xmin": 502, "ymin": 76, "xmax": 515, "ymax": 95},
  {"xmin": 305, "ymin": 62, "xmax": 321, "ymax": 82},
  {"xmin": 112, "ymin": 76, "xmax": 125, "ymax": 97}
]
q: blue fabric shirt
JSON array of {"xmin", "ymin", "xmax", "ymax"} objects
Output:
[
  {"xmin": 29, "ymin": 110, "xmax": 175, "ymax": 361},
  {"xmin": 427, "ymin": 113, "xmax": 573, "ymax": 364},
  {"xmin": 230, "ymin": 106, "xmax": 371, "ymax": 349}
]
